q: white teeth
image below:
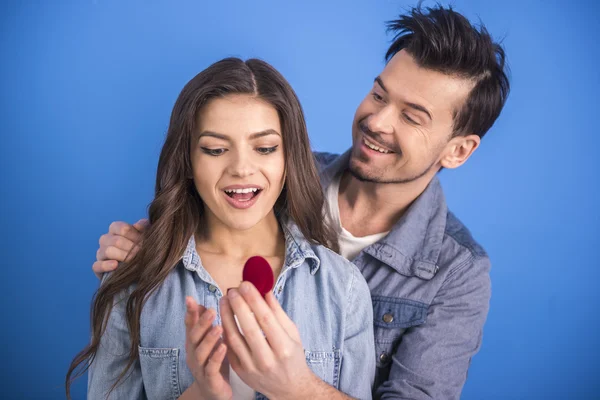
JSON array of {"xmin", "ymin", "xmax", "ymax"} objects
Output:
[
  {"xmin": 224, "ymin": 188, "xmax": 259, "ymax": 194},
  {"xmin": 363, "ymin": 137, "xmax": 391, "ymax": 154}
]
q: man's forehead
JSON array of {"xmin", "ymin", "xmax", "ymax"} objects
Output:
[{"xmin": 380, "ymin": 50, "xmax": 474, "ymax": 112}]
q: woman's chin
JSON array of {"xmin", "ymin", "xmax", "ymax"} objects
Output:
[{"xmin": 220, "ymin": 213, "xmax": 267, "ymax": 232}]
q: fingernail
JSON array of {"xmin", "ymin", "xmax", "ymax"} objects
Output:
[
  {"xmin": 227, "ymin": 287, "xmax": 235, "ymax": 295},
  {"xmin": 210, "ymin": 326, "xmax": 221, "ymax": 336},
  {"xmin": 228, "ymin": 289, "xmax": 239, "ymax": 298},
  {"xmin": 239, "ymin": 282, "xmax": 250, "ymax": 294}
]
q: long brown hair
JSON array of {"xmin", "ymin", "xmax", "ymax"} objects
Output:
[{"xmin": 65, "ymin": 58, "xmax": 338, "ymax": 398}]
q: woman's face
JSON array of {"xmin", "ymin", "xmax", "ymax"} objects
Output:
[{"xmin": 190, "ymin": 94, "xmax": 285, "ymax": 232}]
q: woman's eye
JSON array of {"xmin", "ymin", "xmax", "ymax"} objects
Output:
[
  {"xmin": 256, "ymin": 145, "xmax": 279, "ymax": 155},
  {"xmin": 200, "ymin": 147, "xmax": 227, "ymax": 156}
]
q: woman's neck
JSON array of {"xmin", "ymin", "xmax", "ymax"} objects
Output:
[{"xmin": 196, "ymin": 211, "xmax": 285, "ymax": 261}]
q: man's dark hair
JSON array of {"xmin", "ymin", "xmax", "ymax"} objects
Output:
[{"xmin": 386, "ymin": 3, "xmax": 510, "ymax": 138}]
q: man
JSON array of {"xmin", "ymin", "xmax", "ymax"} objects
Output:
[{"xmin": 92, "ymin": 5, "xmax": 509, "ymax": 399}]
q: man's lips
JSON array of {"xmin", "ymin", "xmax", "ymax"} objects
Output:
[
  {"xmin": 358, "ymin": 122, "xmax": 397, "ymax": 154},
  {"xmin": 362, "ymin": 135, "xmax": 395, "ymax": 154}
]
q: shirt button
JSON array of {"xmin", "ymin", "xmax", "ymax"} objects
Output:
[
  {"xmin": 382, "ymin": 313, "xmax": 394, "ymax": 323},
  {"xmin": 379, "ymin": 352, "xmax": 390, "ymax": 364},
  {"xmin": 208, "ymin": 284, "xmax": 217, "ymax": 293}
]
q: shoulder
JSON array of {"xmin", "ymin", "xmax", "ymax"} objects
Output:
[
  {"xmin": 311, "ymin": 244, "xmax": 371, "ymax": 301},
  {"xmin": 438, "ymin": 211, "xmax": 491, "ymax": 291},
  {"xmin": 100, "ymin": 270, "xmax": 137, "ymax": 306},
  {"xmin": 312, "ymin": 151, "xmax": 340, "ymax": 172},
  {"xmin": 101, "ymin": 262, "xmax": 189, "ymax": 312},
  {"xmin": 445, "ymin": 211, "xmax": 488, "ymax": 259}
]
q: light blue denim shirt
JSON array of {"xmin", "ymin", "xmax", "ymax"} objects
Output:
[{"xmin": 88, "ymin": 216, "xmax": 375, "ymax": 400}]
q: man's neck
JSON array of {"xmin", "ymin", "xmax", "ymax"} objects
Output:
[{"xmin": 337, "ymin": 170, "xmax": 432, "ymax": 237}]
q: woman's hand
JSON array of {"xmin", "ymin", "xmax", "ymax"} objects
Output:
[{"xmin": 185, "ymin": 296, "xmax": 232, "ymax": 400}]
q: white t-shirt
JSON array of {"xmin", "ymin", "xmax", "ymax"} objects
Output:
[
  {"xmin": 326, "ymin": 172, "xmax": 389, "ymax": 260},
  {"xmin": 229, "ymin": 316, "xmax": 255, "ymax": 399},
  {"xmin": 229, "ymin": 365, "xmax": 254, "ymax": 399}
]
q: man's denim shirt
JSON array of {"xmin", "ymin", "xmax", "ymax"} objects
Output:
[
  {"xmin": 88, "ymin": 217, "xmax": 375, "ymax": 400},
  {"xmin": 315, "ymin": 151, "xmax": 491, "ymax": 400}
]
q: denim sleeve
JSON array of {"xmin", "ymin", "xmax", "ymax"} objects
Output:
[
  {"xmin": 88, "ymin": 288, "xmax": 146, "ymax": 400},
  {"xmin": 375, "ymin": 256, "xmax": 491, "ymax": 400},
  {"xmin": 339, "ymin": 265, "xmax": 376, "ymax": 400}
]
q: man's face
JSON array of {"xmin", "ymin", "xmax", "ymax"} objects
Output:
[{"xmin": 350, "ymin": 50, "xmax": 476, "ymax": 184}]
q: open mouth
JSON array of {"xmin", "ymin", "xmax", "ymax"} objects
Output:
[
  {"xmin": 222, "ymin": 187, "xmax": 263, "ymax": 209},
  {"xmin": 224, "ymin": 187, "xmax": 262, "ymax": 201},
  {"xmin": 362, "ymin": 136, "xmax": 394, "ymax": 154}
]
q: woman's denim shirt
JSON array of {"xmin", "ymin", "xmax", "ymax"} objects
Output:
[{"xmin": 88, "ymin": 218, "xmax": 375, "ymax": 399}]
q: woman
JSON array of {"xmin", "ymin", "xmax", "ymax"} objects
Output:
[{"xmin": 66, "ymin": 58, "xmax": 374, "ymax": 399}]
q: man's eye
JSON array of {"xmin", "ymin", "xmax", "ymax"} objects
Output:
[
  {"xmin": 402, "ymin": 113, "xmax": 419, "ymax": 125},
  {"xmin": 372, "ymin": 92, "xmax": 384, "ymax": 102},
  {"xmin": 200, "ymin": 147, "xmax": 227, "ymax": 156}
]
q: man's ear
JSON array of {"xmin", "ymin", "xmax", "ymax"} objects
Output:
[{"xmin": 439, "ymin": 133, "xmax": 481, "ymax": 169}]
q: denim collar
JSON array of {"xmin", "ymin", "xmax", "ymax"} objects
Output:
[
  {"xmin": 181, "ymin": 215, "xmax": 320, "ymax": 282},
  {"xmin": 319, "ymin": 150, "xmax": 447, "ymax": 280}
]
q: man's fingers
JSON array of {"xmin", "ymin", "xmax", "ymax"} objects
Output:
[
  {"xmin": 97, "ymin": 245, "xmax": 129, "ymax": 263},
  {"xmin": 92, "ymin": 260, "xmax": 118, "ymax": 273},
  {"xmin": 132, "ymin": 218, "xmax": 149, "ymax": 231},
  {"xmin": 99, "ymin": 233, "xmax": 136, "ymax": 254},
  {"xmin": 93, "ymin": 220, "xmax": 146, "ymax": 279},
  {"xmin": 108, "ymin": 221, "xmax": 143, "ymax": 244},
  {"xmin": 92, "ymin": 260, "xmax": 118, "ymax": 278}
]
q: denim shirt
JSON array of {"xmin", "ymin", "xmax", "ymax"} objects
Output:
[
  {"xmin": 315, "ymin": 151, "xmax": 492, "ymax": 400},
  {"xmin": 88, "ymin": 216, "xmax": 375, "ymax": 400}
]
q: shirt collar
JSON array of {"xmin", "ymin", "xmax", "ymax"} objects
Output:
[
  {"xmin": 319, "ymin": 149, "xmax": 447, "ymax": 280},
  {"xmin": 181, "ymin": 215, "xmax": 320, "ymax": 276}
]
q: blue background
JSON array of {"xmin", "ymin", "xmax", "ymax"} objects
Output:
[{"xmin": 1, "ymin": 0, "xmax": 599, "ymax": 398}]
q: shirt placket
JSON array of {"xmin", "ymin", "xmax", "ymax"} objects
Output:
[{"xmin": 192, "ymin": 267, "xmax": 225, "ymax": 325}]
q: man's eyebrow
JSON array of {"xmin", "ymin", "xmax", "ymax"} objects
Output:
[
  {"xmin": 405, "ymin": 102, "xmax": 432, "ymax": 121},
  {"xmin": 374, "ymin": 76, "xmax": 388, "ymax": 93},
  {"xmin": 375, "ymin": 76, "xmax": 432, "ymax": 120}
]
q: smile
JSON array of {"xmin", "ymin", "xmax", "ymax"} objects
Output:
[
  {"xmin": 224, "ymin": 187, "xmax": 260, "ymax": 195},
  {"xmin": 222, "ymin": 186, "xmax": 263, "ymax": 209},
  {"xmin": 363, "ymin": 136, "xmax": 393, "ymax": 154}
]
